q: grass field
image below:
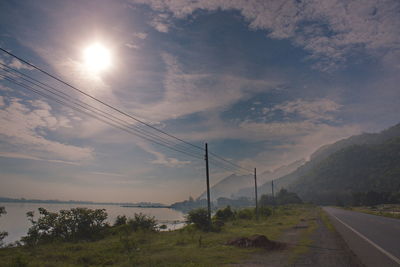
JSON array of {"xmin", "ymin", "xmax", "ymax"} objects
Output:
[{"xmin": 0, "ymin": 205, "xmax": 317, "ymax": 267}]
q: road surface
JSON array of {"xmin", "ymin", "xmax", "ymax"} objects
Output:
[{"xmin": 323, "ymin": 207, "xmax": 400, "ymax": 267}]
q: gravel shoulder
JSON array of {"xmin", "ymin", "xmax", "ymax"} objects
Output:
[{"xmin": 232, "ymin": 208, "xmax": 364, "ymax": 267}]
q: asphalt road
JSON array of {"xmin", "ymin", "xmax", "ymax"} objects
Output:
[{"xmin": 323, "ymin": 207, "xmax": 400, "ymax": 267}]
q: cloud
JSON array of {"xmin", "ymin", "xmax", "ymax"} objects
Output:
[
  {"xmin": 272, "ymin": 98, "xmax": 342, "ymax": 122},
  {"xmin": 238, "ymin": 123, "xmax": 362, "ymax": 171},
  {"xmin": 239, "ymin": 120, "xmax": 318, "ymax": 140},
  {"xmin": 136, "ymin": 140, "xmax": 191, "ymax": 167},
  {"xmin": 150, "ymin": 14, "xmax": 170, "ymax": 33},
  {"xmin": 177, "ymin": 97, "xmax": 343, "ymax": 142},
  {"xmin": 0, "ymin": 96, "xmax": 94, "ymax": 162},
  {"xmin": 125, "ymin": 43, "xmax": 139, "ymax": 49},
  {"xmin": 136, "ymin": 53, "xmax": 278, "ymax": 121},
  {"xmin": 133, "ymin": 32, "xmax": 148, "ymax": 39},
  {"xmin": 0, "ymin": 152, "xmax": 80, "ymax": 165},
  {"xmin": 8, "ymin": 58, "xmax": 34, "ymax": 70},
  {"xmin": 132, "ymin": 0, "xmax": 400, "ymax": 71},
  {"xmin": 88, "ymin": 171, "xmax": 127, "ymax": 178}
]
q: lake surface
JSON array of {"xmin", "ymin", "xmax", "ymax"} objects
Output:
[{"xmin": 0, "ymin": 202, "xmax": 185, "ymax": 245}]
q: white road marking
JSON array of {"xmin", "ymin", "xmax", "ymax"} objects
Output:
[{"xmin": 328, "ymin": 210, "xmax": 400, "ymax": 266}]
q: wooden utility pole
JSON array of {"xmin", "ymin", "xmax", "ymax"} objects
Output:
[
  {"xmin": 272, "ymin": 180, "xmax": 275, "ymax": 215},
  {"xmin": 254, "ymin": 168, "xmax": 259, "ymax": 220},
  {"xmin": 272, "ymin": 180, "xmax": 275, "ymax": 201},
  {"xmin": 205, "ymin": 143, "xmax": 211, "ymax": 224}
]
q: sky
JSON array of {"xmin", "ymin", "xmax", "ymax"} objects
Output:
[{"xmin": 0, "ymin": 0, "xmax": 399, "ymax": 204}]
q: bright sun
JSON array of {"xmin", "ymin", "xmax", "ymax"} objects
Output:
[{"xmin": 83, "ymin": 43, "xmax": 111, "ymax": 73}]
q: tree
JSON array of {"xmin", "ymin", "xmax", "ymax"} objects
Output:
[
  {"xmin": 0, "ymin": 206, "xmax": 7, "ymax": 247},
  {"xmin": 214, "ymin": 206, "xmax": 234, "ymax": 221},
  {"xmin": 22, "ymin": 207, "xmax": 108, "ymax": 245},
  {"xmin": 276, "ymin": 189, "xmax": 303, "ymax": 205},
  {"xmin": 186, "ymin": 208, "xmax": 210, "ymax": 231},
  {"xmin": 127, "ymin": 213, "xmax": 157, "ymax": 231}
]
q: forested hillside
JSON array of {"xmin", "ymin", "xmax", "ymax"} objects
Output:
[{"xmin": 288, "ymin": 136, "xmax": 400, "ymax": 204}]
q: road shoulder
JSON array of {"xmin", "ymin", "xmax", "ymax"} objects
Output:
[{"xmin": 232, "ymin": 207, "xmax": 363, "ymax": 267}]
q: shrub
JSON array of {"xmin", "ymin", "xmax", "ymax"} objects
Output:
[
  {"xmin": 21, "ymin": 207, "xmax": 108, "ymax": 245},
  {"xmin": 186, "ymin": 208, "xmax": 210, "ymax": 231},
  {"xmin": 259, "ymin": 206, "xmax": 272, "ymax": 217},
  {"xmin": 237, "ymin": 208, "xmax": 254, "ymax": 220},
  {"xmin": 214, "ymin": 206, "xmax": 235, "ymax": 221},
  {"xmin": 127, "ymin": 213, "xmax": 157, "ymax": 232},
  {"xmin": 114, "ymin": 215, "xmax": 128, "ymax": 226},
  {"xmin": 0, "ymin": 206, "xmax": 7, "ymax": 247}
]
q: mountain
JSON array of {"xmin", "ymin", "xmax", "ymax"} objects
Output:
[
  {"xmin": 198, "ymin": 159, "xmax": 305, "ymax": 201},
  {"xmin": 310, "ymin": 123, "xmax": 400, "ymax": 161},
  {"xmin": 197, "ymin": 173, "xmax": 253, "ymax": 201},
  {"xmin": 199, "ymin": 123, "xmax": 400, "ymax": 204},
  {"xmin": 261, "ymin": 123, "xmax": 400, "ymax": 202},
  {"xmin": 288, "ymin": 136, "xmax": 400, "ymax": 204},
  {"xmin": 233, "ymin": 159, "xmax": 305, "ymax": 198}
]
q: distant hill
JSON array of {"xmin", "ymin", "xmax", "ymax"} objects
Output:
[
  {"xmin": 197, "ymin": 173, "xmax": 253, "ymax": 201},
  {"xmin": 279, "ymin": 123, "xmax": 400, "ymax": 204},
  {"xmin": 0, "ymin": 197, "xmax": 167, "ymax": 207},
  {"xmin": 310, "ymin": 123, "xmax": 400, "ymax": 162},
  {"xmin": 198, "ymin": 159, "xmax": 305, "ymax": 201},
  {"xmin": 233, "ymin": 159, "xmax": 305, "ymax": 198},
  {"xmin": 288, "ymin": 136, "xmax": 400, "ymax": 204}
]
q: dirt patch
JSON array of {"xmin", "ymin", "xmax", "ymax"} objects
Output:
[
  {"xmin": 231, "ymin": 208, "xmax": 364, "ymax": 267},
  {"xmin": 226, "ymin": 235, "xmax": 286, "ymax": 250},
  {"xmin": 293, "ymin": 225, "xmax": 309, "ymax": 229}
]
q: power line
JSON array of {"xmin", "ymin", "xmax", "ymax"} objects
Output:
[
  {"xmin": 209, "ymin": 152, "xmax": 252, "ymax": 173},
  {"xmin": 0, "ymin": 64, "xmax": 202, "ymax": 156},
  {"xmin": 0, "ymin": 68, "xmax": 250, "ymax": 174},
  {"xmin": 0, "ymin": 73, "xmax": 205, "ymax": 161},
  {"xmin": 0, "ymin": 47, "xmax": 205, "ymax": 151},
  {"xmin": 0, "ymin": 47, "xmax": 254, "ymax": 173}
]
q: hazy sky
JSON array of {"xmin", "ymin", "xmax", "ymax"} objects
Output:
[{"xmin": 0, "ymin": 0, "xmax": 399, "ymax": 203}]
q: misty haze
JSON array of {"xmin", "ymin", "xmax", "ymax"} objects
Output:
[{"xmin": 1, "ymin": 0, "xmax": 399, "ymax": 266}]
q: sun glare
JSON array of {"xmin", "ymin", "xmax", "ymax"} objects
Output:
[{"xmin": 83, "ymin": 43, "xmax": 111, "ymax": 73}]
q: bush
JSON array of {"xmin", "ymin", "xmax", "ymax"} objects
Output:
[
  {"xmin": 21, "ymin": 207, "xmax": 108, "ymax": 245},
  {"xmin": 186, "ymin": 208, "xmax": 210, "ymax": 231},
  {"xmin": 237, "ymin": 208, "xmax": 254, "ymax": 220},
  {"xmin": 127, "ymin": 213, "xmax": 157, "ymax": 232},
  {"xmin": 214, "ymin": 206, "xmax": 235, "ymax": 222},
  {"xmin": 0, "ymin": 206, "xmax": 7, "ymax": 247},
  {"xmin": 114, "ymin": 215, "xmax": 128, "ymax": 226},
  {"xmin": 259, "ymin": 206, "xmax": 272, "ymax": 217}
]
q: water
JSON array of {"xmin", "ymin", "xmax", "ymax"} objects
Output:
[{"xmin": 0, "ymin": 202, "xmax": 186, "ymax": 245}]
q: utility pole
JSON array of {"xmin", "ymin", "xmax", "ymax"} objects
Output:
[
  {"xmin": 271, "ymin": 180, "xmax": 275, "ymax": 215},
  {"xmin": 205, "ymin": 143, "xmax": 211, "ymax": 225},
  {"xmin": 272, "ymin": 180, "xmax": 275, "ymax": 202},
  {"xmin": 254, "ymin": 168, "xmax": 259, "ymax": 220}
]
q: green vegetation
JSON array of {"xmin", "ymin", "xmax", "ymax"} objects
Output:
[
  {"xmin": 288, "ymin": 216, "xmax": 318, "ymax": 264},
  {"xmin": 352, "ymin": 191, "xmax": 400, "ymax": 206},
  {"xmin": 320, "ymin": 210, "xmax": 335, "ymax": 232},
  {"xmin": 288, "ymin": 136, "xmax": 400, "ymax": 205},
  {"xmin": 0, "ymin": 206, "xmax": 7, "ymax": 247},
  {"xmin": 0, "ymin": 205, "xmax": 316, "ymax": 266},
  {"xmin": 259, "ymin": 188, "xmax": 303, "ymax": 206},
  {"xmin": 21, "ymin": 207, "xmax": 109, "ymax": 246},
  {"xmin": 214, "ymin": 206, "xmax": 235, "ymax": 222}
]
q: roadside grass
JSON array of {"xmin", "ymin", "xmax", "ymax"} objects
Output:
[
  {"xmin": 347, "ymin": 204, "xmax": 400, "ymax": 220},
  {"xmin": 0, "ymin": 205, "xmax": 316, "ymax": 267},
  {"xmin": 320, "ymin": 209, "xmax": 335, "ymax": 232},
  {"xmin": 287, "ymin": 208, "xmax": 319, "ymax": 264}
]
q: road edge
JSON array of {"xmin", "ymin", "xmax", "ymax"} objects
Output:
[{"xmin": 323, "ymin": 207, "xmax": 400, "ymax": 267}]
